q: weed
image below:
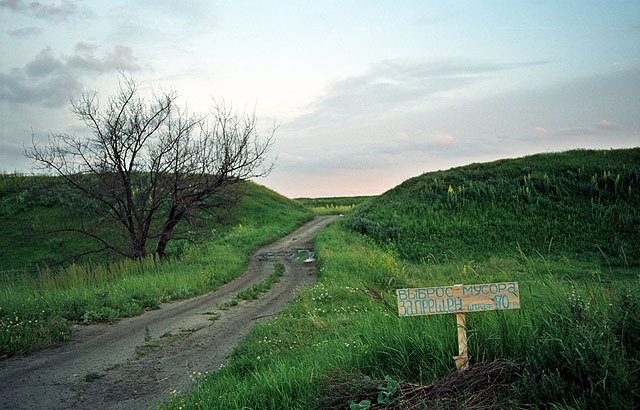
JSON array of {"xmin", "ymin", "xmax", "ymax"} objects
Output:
[
  {"xmin": 227, "ymin": 263, "xmax": 286, "ymax": 305},
  {"xmin": 376, "ymin": 376, "xmax": 400, "ymax": 404},
  {"xmin": 349, "ymin": 400, "xmax": 370, "ymax": 409}
]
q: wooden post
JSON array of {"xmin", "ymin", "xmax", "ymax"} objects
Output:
[{"xmin": 453, "ymin": 312, "xmax": 469, "ymax": 371}]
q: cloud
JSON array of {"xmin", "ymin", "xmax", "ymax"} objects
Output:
[
  {"xmin": 594, "ymin": 119, "xmax": 622, "ymax": 131},
  {"xmin": 9, "ymin": 26, "xmax": 43, "ymax": 37},
  {"xmin": 0, "ymin": 44, "xmax": 142, "ymax": 107},
  {"xmin": 535, "ymin": 127, "xmax": 549, "ymax": 137},
  {"xmin": 68, "ymin": 43, "xmax": 141, "ymax": 73},
  {"xmin": 0, "ymin": 71, "xmax": 82, "ymax": 107},
  {"xmin": 292, "ymin": 59, "xmax": 549, "ymax": 126},
  {"xmin": 432, "ymin": 132, "xmax": 454, "ymax": 147},
  {"xmin": 0, "ymin": 138, "xmax": 31, "ymax": 172},
  {"xmin": 0, "ymin": 0, "xmax": 80, "ymax": 20},
  {"xmin": 539, "ymin": 120, "xmax": 624, "ymax": 138},
  {"xmin": 25, "ymin": 47, "xmax": 64, "ymax": 76}
]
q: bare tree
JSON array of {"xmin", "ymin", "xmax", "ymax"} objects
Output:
[{"xmin": 26, "ymin": 76, "xmax": 274, "ymax": 259}]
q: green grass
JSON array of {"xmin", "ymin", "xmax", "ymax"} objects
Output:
[
  {"xmin": 236, "ymin": 263, "xmax": 285, "ymax": 301},
  {"xmin": 296, "ymin": 196, "xmax": 372, "ymax": 215},
  {"xmin": 161, "ymin": 148, "xmax": 639, "ymax": 409},
  {"xmin": 0, "ymin": 179, "xmax": 313, "ymax": 355},
  {"xmin": 219, "ymin": 263, "xmax": 286, "ymax": 309}
]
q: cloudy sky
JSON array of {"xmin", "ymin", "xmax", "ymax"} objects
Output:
[{"xmin": 1, "ymin": 1, "xmax": 639, "ymax": 197}]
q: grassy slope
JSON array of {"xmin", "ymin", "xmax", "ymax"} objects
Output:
[
  {"xmin": 0, "ymin": 177, "xmax": 313, "ymax": 355},
  {"xmin": 165, "ymin": 148, "xmax": 639, "ymax": 409},
  {"xmin": 346, "ymin": 148, "xmax": 640, "ymax": 267},
  {"xmin": 0, "ymin": 174, "xmax": 110, "ymax": 271}
]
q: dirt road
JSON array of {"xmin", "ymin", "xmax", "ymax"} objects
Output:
[{"xmin": 0, "ymin": 215, "xmax": 339, "ymax": 410}]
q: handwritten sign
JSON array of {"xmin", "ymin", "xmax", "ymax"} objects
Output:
[{"xmin": 396, "ymin": 282, "xmax": 520, "ymax": 317}]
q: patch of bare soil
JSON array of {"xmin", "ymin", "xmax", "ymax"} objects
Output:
[{"xmin": 0, "ymin": 215, "xmax": 339, "ymax": 410}]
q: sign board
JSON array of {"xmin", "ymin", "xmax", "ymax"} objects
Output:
[
  {"xmin": 396, "ymin": 281, "xmax": 521, "ymax": 372},
  {"xmin": 396, "ymin": 282, "xmax": 520, "ymax": 317}
]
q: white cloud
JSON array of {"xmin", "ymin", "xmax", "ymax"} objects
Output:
[
  {"xmin": 289, "ymin": 59, "xmax": 549, "ymax": 129},
  {"xmin": 266, "ymin": 67, "xmax": 640, "ymax": 197},
  {"xmin": 394, "ymin": 132, "xmax": 410, "ymax": 141}
]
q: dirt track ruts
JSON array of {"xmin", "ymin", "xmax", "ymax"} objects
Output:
[{"xmin": 0, "ymin": 215, "xmax": 339, "ymax": 409}]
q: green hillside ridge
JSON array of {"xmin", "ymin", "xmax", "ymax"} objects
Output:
[{"xmin": 346, "ymin": 148, "xmax": 640, "ymax": 267}]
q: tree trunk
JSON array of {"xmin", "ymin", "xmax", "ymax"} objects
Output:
[
  {"xmin": 131, "ymin": 238, "xmax": 147, "ymax": 260},
  {"xmin": 156, "ymin": 209, "xmax": 183, "ymax": 258}
]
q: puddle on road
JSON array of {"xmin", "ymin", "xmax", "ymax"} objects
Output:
[
  {"xmin": 291, "ymin": 249, "xmax": 315, "ymax": 263},
  {"xmin": 255, "ymin": 249, "xmax": 315, "ymax": 263}
]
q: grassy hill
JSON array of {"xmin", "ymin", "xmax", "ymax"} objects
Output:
[
  {"xmin": 0, "ymin": 175, "xmax": 313, "ymax": 355},
  {"xmin": 346, "ymin": 148, "xmax": 640, "ymax": 267},
  {"xmin": 166, "ymin": 148, "xmax": 639, "ymax": 409}
]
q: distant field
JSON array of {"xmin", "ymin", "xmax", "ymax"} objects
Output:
[
  {"xmin": 295, "ymin": 196, "xmax": 372, "ymax": 215},
  {"xmin": 0, "ymin": 178, "xmax": 313, "ymax": 355},
  {"xmin": 165, "ymin": 148, "xmax": 640, "ymax": 409}
]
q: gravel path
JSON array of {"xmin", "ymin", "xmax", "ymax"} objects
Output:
[{"xmin": 0, "ymin": 215, "xmax": 339, "ymax": 409}]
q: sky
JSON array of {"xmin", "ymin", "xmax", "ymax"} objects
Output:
[{"xmin": 1, "ymin": 1, "xmax": 639, "ymax": 198}]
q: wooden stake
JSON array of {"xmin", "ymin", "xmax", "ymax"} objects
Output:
[{"xmin": 453, "ymin": 312, "xmax": 469, "ymax": 371}]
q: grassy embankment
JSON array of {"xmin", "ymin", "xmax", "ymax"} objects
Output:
[
  {"xmin": 0, "ymin": 175, "xmax": 313, "ymax": 356},
  {"xmin": 163, "ymin": 148, "xmax": 639, "ymax": 409}
]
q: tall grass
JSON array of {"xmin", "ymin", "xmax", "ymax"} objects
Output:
[{"xmin": 0, "ymin": 181, "xmax": 313, "ymax": 355}]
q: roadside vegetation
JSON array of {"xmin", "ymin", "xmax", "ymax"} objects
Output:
[
  {"xmin": 0, "ymin": 177, "xmax": 312, "ymax": 356},
  {"xmin": 163, "ymin": 148, "xmax": 639, "ymax": 409}
]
